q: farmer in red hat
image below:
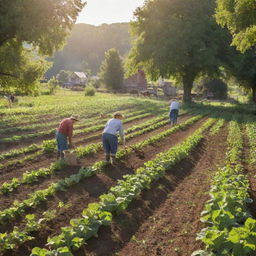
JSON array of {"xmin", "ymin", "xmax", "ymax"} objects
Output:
[{"xmin": 56, "ymin": 115, "xmax": 79, "ymax": 159}]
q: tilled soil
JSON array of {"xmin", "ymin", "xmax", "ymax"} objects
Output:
[
  {"xmin": 0, "ymin": 114, "xmax": 162, "ymax": 176},
  {"xmin": 0, "ymin": 115, "xmax": 196, "ymax": 213},
  {"xmin": 72, "ymin": 125, "xmax": 228, "ymax": 256},
  {"xmin": 0, "ymin": 110, "xmax": 152, "ymax": 153},
  {"xmin": 2, "ymin": 117, "xmax": 206, "ymax": 256}
]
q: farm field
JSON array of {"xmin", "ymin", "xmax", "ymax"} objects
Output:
[{"xmin": 0, "ymin": 93, "xmax": 256, "ymax": 256}]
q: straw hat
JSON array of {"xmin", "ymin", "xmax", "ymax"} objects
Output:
[
  {"xmin": 70, "ymin": 115, "xmax": 80, "ymax": 121},
  {"xmin": 113, "ymin": 112, "xmax": 123, "ymax": 118}
]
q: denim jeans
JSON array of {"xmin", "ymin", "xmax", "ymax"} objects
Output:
[
  {"xmin": 56, "ymin": 131, "xmax": 68, "ymax": 152},
  {"xmin": 170, "ymin": 109, "xmax": 179, "ymax": 124},
  {"xmin": 102, "ymin": 133, "xmax": 118, "ymax": 155}
]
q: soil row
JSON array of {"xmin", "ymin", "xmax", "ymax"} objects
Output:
[
  {"xmin": 2, "ymin": 117, "xmax": 207, "ymax": 256},
  {"xmin": 75, "ymin": 124, "xmax": 229, "ymax": 256},
  {"xmin": 0, "ymin": 114, "xmax": 194, "ymax": 213},
  {"xmin": 0, "ymin": 113, "xmax": 156, "ymax": 166},
  {"xmin": 0, "ymin": 111, "xmax": 155, "ymax": 153}
]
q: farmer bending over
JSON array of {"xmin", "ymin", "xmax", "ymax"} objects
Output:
[
  {"xmin": 56, "ymin": 115, "xmax": 79, "ymax": 159},
  {"xmin": 102, "ymin": 112, "xmax": 125, "ymax": 164},
  {"xmin": 169, "ymin": 99, "xmax": 179, "ymax": 125}
]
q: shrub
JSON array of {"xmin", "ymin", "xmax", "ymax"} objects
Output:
[
  {"xmin": 202, "ymin": 78, "xmax": 228, "ymax": 100},
  {"xmin": 47, "ymin": 77, "xmax": 59, "ymax": 95},
  {"xmin": 84, "ymin": 86, "xmax": 95, "ymax": 96}
]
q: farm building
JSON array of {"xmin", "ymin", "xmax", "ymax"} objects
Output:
[
  {"xmin": 62, "ymin": 72, "xmax": 88, "ymax": 88},
  {"xmin": 123, "ymin": 69, "xmax": 147, "ymax": 92},
  {"xmin": 159, "ymin": 80, "xmax": 177, "ymax": 96}
]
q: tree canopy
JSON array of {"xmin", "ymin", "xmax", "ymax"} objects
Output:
[
  {"xmin": 0, "ymin": 41, "xmax": 48, "ymax": 94},
  {"xmin": 224, "ymin": 49, "xmax": 256, "ymax": 102},
  {"xmin": 0, "ymin": 0, "xmax": 85, "ymax": 93},
  {"xmin": 0, "ymin": 0, "xmax": 85, "ymax": 55},
  {"xmin": 128, "ymin": 0, "xmax": 229, "ymax": 102},
  {"xmin": 216, "ymin": 0, "xmax": 256, "ymax": 52},
  {"xmin": 100, "ymin": 48, "xmax": 124, "ymax": 91}
]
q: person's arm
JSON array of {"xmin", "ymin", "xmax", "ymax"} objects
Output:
[
  {"xmin": 68, "ymin": 123, "xmax": 74, "ymax": 148},
  {"xmin": 119, "ymin": 123, "xmax": 125, "ymax": 146}
]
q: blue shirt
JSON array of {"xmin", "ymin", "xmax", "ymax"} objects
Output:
[{"xmin": 103, "ymin": 118, "xmax": 124, "ymax": 138}]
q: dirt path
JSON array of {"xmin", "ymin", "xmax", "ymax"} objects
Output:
[
  {"xmin": 72, "ymin": 125, "xmax": 228, "ymax": 256},
  {"xmin": 4, "ymin": 117, "xmax": 207, "ymax": 256}
]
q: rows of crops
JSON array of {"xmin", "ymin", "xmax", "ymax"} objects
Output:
[{"xmin": 0, "ymin": 94, "xmax": 255, "ymax": 256}]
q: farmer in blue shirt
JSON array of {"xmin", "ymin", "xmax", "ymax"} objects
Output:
[{"xmin": 102, "ymin": 112, "xmax": 125, "ymax": 164}]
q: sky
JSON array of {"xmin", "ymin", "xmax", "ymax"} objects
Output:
[{"xmin": 76, "ymin": 0, "xmax": 145, "ymax": 25}]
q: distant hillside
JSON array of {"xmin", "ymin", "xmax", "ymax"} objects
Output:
[{"xmin": 46, "ymin": 23, "xmax": 131, "ymax": 78}]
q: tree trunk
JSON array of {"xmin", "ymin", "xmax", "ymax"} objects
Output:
[
  {"xmin": 182, "ymin": 72, "xmax": 196, "ymax": 103},
  {"xmin": 0, "ymin": 72, "xmax": 17, "ymax": 78},
  {"xmin": 252, "ymin": 87, "xmax": 256, "ymax": 102}
]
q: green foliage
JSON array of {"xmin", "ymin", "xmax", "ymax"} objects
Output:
[
  {"xmin": 99, "ymin": 48, "xmax": 124, "ymax": 91},
  {"xmin": 128, "ymin": 0, "xmax": 229, "ymax": 102},
  {"xmin": 209, "ymin": 119, "xmax": 225, "ymax": 136},
  {"xmin": 0, "ymin": 41, "xmax": 49, "ymax": 94},
  {"xmin": 116, "ymin": 115, "xmax": 205, "ymax": 159},
  {"xmin": 84, "ymin": 86, "xmax": 95, "ymax": 96},
  {"xmin": 0, "ymin": 0, "xmax": 85, "ymax": 55},
  {"xmin": 0, "ymin": 0, "xmax": 85, "ymax": 92},
  {"xmin": 245, "ymin": 119, "xmax": 256, "ymax": 168},
  {"xmin": 194, "ymin": 118, "xmax": 256, "ymax": 256},
  {"xmin": 57, "ymin": 70, "xmax": 71, "ymax": 84},
  {"xmin": 31, "ymin": 119, "xmax": 212, "ymax": 254},
  {"xmin": 0, "ymin": 144, "xmax": 38, "ymax": 161},
  {"xmin": 224, "ymin": 49, "xmax": 256, "ymax": 102},
  {"xmin": 1, "ymin": 178, "xmax": 19, "ymax": 194},
  {"xmin": 202, "ymin": 78, "xmax": 228, "ymax": 100},
  {"xmin": 216, "ymin": 0, "xmax": 256, "ymax": 52},
  {"xmin": 42, "ymin": 139, "xmax": 56, "ymax": 154},
  {"xmin": 47, "ymin": 77, "xmax": 59, "ymax": 95},
  {"xmin": 88, "ymin": 78, "xmax": 101, "ymax": 89}
]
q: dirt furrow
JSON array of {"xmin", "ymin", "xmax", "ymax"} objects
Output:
[
  {"xmin": 0, "ymin": 107, "xmax": 147, "ymax": 153},
  {"xmin": 0, "ymin": 114, "xmax": 158, "ymax": 175},
  {"xmin": 72, "ymin": 125, "xmax": 228, "ymax": 256},
  {"xmin": 0, "ymin": 114, "xmax": 193, "ymax": 212},
  {"xmin": 2, "ymin": 118, "xmax": 207, "ymax": 255}
]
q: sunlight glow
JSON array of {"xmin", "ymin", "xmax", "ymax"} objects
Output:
[{"xmin": 76, "ymin": 0, "xmax": 145, "ymax": 25}]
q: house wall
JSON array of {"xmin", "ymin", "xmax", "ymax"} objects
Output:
[{"xmin": 124, "ymin": 70, "xmax": 147, "ymax": 91}]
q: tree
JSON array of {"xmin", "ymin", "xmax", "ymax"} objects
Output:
[
  {"xmin": 128, "ymin": 0, "xmax": 229, "ymax": 102},
  {"xmin": 224, "ymin": 49, "xmax": 256, "ymax": 102},
  {"xmin": 202, "ymin": 78, "xmax": 228, "ymax": 100},
  {"xmin": 0, "ymin": 41, "xmax": 48, "ymax": 94},
  {"xmin": 56, "ymin": 70, "xmax": 71, "ymax": 84},
  {"xmin": 0, "ymin": 0, "xmax": 85, "ymax": 92},
  {"xmin": 216, "ymin": 0, "xmax": 256, "ymax": 52},
  {"xmin": 99, "ymin": 48, "xmax": 124, "ymax": 91}
]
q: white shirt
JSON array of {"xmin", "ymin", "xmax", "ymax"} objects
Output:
[
  {"xmin": 170, "ymin": 101, "xmax": 179, "ymax": 111},
  {"xmin": 103, "ymin": 118, "xmax": 124, "ymax": 138}
]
